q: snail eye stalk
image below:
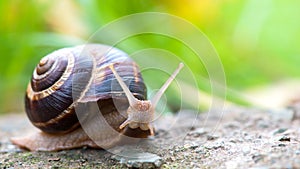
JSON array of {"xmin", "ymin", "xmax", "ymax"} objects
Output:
[
  {"xmin": 109, "ymin": 64, "xmax": 140, "ymax": 106},
  {"xmin": 151, "ymin": 63, "xmax": 184, "ymax": 108}
]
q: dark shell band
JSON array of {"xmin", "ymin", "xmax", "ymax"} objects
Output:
[{"xmin": 27, "ymin": 53, "xmax": 75, "ymax": 101}]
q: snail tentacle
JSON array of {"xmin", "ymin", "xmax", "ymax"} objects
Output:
[
  {"xmin": 109, "ymin": 64, "xmax": 139, "ymax": 106},
  {"xmin": 151, "ymin": 63, "xmax": 184, "ymax": 108}
]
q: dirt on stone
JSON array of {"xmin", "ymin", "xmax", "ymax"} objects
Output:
[{"xmin": 1, "ymin": 106, "xmax": 300, "ymax": 168}]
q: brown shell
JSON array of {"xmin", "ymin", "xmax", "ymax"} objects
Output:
[{"xmin": 25, "ymin": 44, "xmax": 147, "ymax": 134}]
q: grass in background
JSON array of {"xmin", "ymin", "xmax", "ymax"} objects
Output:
[{"xmin": 1, "ymin": 0, "xmax": 300, "ymax": 113}]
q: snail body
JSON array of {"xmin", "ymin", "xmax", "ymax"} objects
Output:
[{"xmin": 11, "ymin": 44, "xmax": 183, "ymax": 151}]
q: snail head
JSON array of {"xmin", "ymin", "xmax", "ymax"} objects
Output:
[{"xmin": 109, "ymin": 63, "xmax": 184, "ymax": 136}]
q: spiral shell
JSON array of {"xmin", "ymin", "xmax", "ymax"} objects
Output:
[{"xmin": 25, "ymin": 44, "xmax": 147, "ymax": 134}]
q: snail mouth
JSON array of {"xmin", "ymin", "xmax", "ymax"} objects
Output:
[{"xmin": 119, "ymin": 119, "xmax": 154, "ymax": 136}]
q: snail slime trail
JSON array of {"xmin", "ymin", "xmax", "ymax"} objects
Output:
[{"xmin": 10, "ymin": 44, "xmax": 183, "ymax": 151}]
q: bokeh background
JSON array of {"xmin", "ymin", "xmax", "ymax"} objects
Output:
[{"xmin": 1, "ymin": 0, "xmax": 300, "ymax": 114}]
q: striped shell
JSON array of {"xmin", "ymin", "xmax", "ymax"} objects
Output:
[{"xmin": 25, "ymin": 44, "xmax": 147, "ymax": 134}]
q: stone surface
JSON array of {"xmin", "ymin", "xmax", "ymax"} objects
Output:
[{"xmin": 1, "ymin": 107, "xmax": 300, "ymax": 168}]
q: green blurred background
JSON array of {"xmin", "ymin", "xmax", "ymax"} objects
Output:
[{"xmin": 1, "ymin": 0, "xmax": 300, "ymax": 114}]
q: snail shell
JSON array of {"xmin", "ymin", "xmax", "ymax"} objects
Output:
[{"xmin": 25, "ymin": 44, "xmax": 146, "ymax": 133}]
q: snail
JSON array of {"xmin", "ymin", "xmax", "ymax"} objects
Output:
[{"xmin": 11, "ymin": 44, "xmax": 183, "ymax": 151}]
